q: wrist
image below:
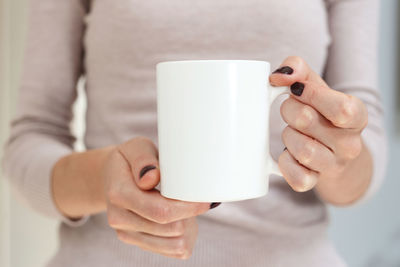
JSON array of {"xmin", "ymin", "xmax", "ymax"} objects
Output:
[{"xmin": 52, "ymin": 145, "xmax": 116, "ymax": 218}]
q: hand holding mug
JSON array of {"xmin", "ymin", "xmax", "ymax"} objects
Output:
[
  {"xmin": 270, "ymin": 56, "xmax": 369, "ymax": 196},
  {"xmin": 156, "ymin": 58, "xmax": 370, "ymax": 205},
  {"xmin": 102, "ymin": 137, "xmax": 213, "ymax": 259}
]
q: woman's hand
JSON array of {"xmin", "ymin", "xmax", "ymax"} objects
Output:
[
  {"xmin": 270, "ymin": 56, "xmax": 373, "ymax": 205},
  {"xmin": 102, "ymin": 137, "xmax": 212, "ymax": 259},
  {"xmin": 52, "ymin": 136, "xmax": 214, "ymax": 259}
]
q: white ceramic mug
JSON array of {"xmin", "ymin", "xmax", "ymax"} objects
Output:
[{"xmin": 156, "ymin": 60, "xmax": 289, "ymax": 202}]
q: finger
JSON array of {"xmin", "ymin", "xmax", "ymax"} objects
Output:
[
  {"xmin": 106, "ymin": 152, "xmax": 211, "ymax": 224},
  {"xmin": 288, "ymin": 81, "xmax": 368, "ymax": 129},
  {"xmin": 118, "ymin": 137, "xmax": 160, "ymax": 190},
  {"xmin": 108, "ymin": 178, "xmax": 210, "ymax": 224},
  {"xmin": 131, "ymin": 190, "xmax": 211, "ymax": 224},
  {"xmin": 280, "ymin": 97, "xmax": 364, "ymax": 159},
  {"xmin": 270, "ymin": 56, "xmax": 368, "ymax": 129},
  {"xmin": 281, "ymin": 97, "xmax": 338, "ymax": 150},
  {"xmin": 116, "ymin": 218, "xmax": 197, "ymax": 259},
  {"xmin": 282, "ymin": 126, "xmax": 335, "ymax": 173},
  {"xmin": 116, "ymin": 230, "xmax": 191, "ymax": 259},
  {"xmin": 270, "ymin": 56, "xmax": 327, "ymax": 87},
  {"xmin": 278, "ymin": 149, "xmax": 318, "ymax": 192},
  {"xmin": 111, "ymin": 137, "xmax": 212, "ymax": 223},
  {"xmin": 107, "ymin": 205, "xmax": 186, "ymax": 237}
]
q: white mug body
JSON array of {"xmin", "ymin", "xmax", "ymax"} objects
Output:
[{"xmin": 157, "ymin": 60, "xmax": 276, "ymax": 202}]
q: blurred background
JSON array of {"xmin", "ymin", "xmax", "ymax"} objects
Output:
[{"xmin": 0, "ymin": 1, "xmax": 399, "ymax": 267}]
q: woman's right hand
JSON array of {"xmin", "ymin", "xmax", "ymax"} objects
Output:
[{"xmin": 102, "ymin": 137, "xmax": 213, "ymax": 259}]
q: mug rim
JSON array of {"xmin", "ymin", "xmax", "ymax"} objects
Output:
[{"xmin": 156, "ymin": 59, "xmax": 270, "ymax": 68}]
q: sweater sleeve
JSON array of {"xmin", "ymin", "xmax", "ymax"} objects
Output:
[
  {"xmin": 1, "ymin": 0, "xmax": 89, "ymax": 226},
  {"xmin": 324, "ymin": 0, "xmax": 387, "ymax": 204}
]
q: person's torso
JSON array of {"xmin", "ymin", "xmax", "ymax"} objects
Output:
[
  {"xmin": 83, "ymin": 0, "xmax": 330, "ymax": 149},
  {"xmin": 50, "ymin": 1, "xmax": 345, "ymax": 266}
]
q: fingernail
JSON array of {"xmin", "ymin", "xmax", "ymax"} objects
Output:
[
  {"xmin": 139, "ymin": 165, "xmax": 156, "ymax": 179},
  {"xmin": 283, "ymin": 147, "xmax": 287, "ymax": 151},
  {"xmin": 210, "ymin": 202, "xmax": 221, "ymax": 209},
  {"xmin": 272, "ymin": 66, "xmax": 293, "ymax": 75},
  {"xmin": 290, "ymin": 82, "xmax": 304, "ymax": 96}
]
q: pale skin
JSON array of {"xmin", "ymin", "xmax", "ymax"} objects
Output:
[{"xmin": 52, "ymin": 56, "xmax": 372, "ymax": 259}]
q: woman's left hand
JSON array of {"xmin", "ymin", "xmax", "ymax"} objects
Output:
[{"xmin": 270, "ymin": 56, "xmax": 371, "ymax": 202}]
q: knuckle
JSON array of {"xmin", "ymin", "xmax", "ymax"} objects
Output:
[
  {"xmin": 174, "ymin": 237, "xmax": 190, "ymax": 256},
  {"xmin": 299, "ymin": 140, "xmax": 317, "ymax": 165},
  {"xmin": 337, "ymin": 136, "xmax": 362, "ymax": 160},
  {"xmin": 337, "ymin": 96, "xmax": 356, "ymax": 126},
  {"xmin": 292, "ymin": 172, "xmax": 317, "ymax": 192},
  {"xmin": 288, "ymin": 55, "xmax": 305, "ymax": 65},
  {"xmin": 177, "ymin": 251, "xmax": 192, "ymax": 260},
  {"xmin": 345, "ymin": 137, "xmax": 362, "ymax": 159},
  {"xmin": 169, "ymin": 220, "xmax": 185, "ymax": 236},
  {"xmin": 152, "ymin": 204, "xmax": 172, "ymax": 224},
  {"xmin": 280, "ymin": 98, "xmax": 293, "ymax": 120},
  {"xmin": 295, "ymin": 106, "xmax": 314, "ymax": 130},
  {"xmin": 125, "ymin": 136, "xmax": 158, "ymax": 166},
  {"xmin": 282, "ymin": 126, "xmax": 292, "ymax": 143}
]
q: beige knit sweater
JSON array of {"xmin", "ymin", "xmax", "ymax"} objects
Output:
[{"xmin": 2, "ymin": 0, "xmax": 386, "ymax": 266}]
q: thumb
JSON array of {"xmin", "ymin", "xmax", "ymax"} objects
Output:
[
  {"xmin": 269, "ymin": 56, "xmax": 327, "ymax": 87},
  {"xmin": 137, "ymin": 164, "xmax": 160, "ymax": 190},
  {"xmin": 118, "ymin": 137, "xmax": 160, "ymax": 191}
]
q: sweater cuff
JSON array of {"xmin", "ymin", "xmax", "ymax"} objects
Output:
[
  {"xmin": 350, "ymin": 126, "xmax": 387, "ymax": 206},
  {"xmin": 21, "ymin": 140, "xmax": 89, "ymax": 227}
]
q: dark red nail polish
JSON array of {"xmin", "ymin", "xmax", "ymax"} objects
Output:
[
  {"xmin": 210, "ymin": 202, "xmax": 221, "ymax": 209},
  {"xmin": 273, "ymin": 66, "xmax": 294, "ymax": 75},
  {"xmin": 290, "ymin": 82, "xmax": 304, "ymax": 96},
  {"xmin": 139, "ymin": 165, "xmax": 156, "ymax": 179}
]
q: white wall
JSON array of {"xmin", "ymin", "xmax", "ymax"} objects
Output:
[
  {"xmin": 0, "ymin": 0, "xmax": 11, "ymax": 266},
  {"xmin": 1, "ymin": 1, "xmax": 399, "ymax": 267},
  {"xmin": 0, "ymin": 1, "xmax": 59, "ymax": 267},
  {"xmin": 328, "ymin": 1, "xmax": 400, "ymax": 267}
]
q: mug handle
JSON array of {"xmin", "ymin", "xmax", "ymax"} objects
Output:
[{"xmin": 266, "ymin": 85, "xmax": 290, "ymax": 176}]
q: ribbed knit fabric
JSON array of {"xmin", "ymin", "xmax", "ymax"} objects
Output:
[{"xmin": 2, "ymin": 0, "xmax": 385, "ymax": 266}]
